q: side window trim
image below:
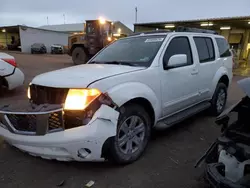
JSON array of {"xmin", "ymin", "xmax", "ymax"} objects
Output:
[
  {"xmin": 205, "ymin": 38, "xmax": 215, "ymax": 61},
  {"xmin": 193, "ymin": 36, "xmax": 215, "ymax": 63},
  {"xmin": 162, "ymin": 36, "xmax": 193, "ymax": 69}
]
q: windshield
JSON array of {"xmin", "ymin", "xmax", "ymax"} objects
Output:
[
  {"xmin": 89, "ymin": 35, "xmax": 166, "ymax": 67},
  {"xmin": 86, "ymin": 22, "xmax": 99, "ymax": 35}
]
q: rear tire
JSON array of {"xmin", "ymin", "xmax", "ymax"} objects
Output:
[
  {"xmin": 210, "ymin": 83, "xmax": 227, "ymax": 116},
  {"xmin": 109, "ymin": 104, "xmax": 151, "ymax": 164},
  {"xmin": 72, "ymin": 47, "xmax": 87, "ymax": 65}
]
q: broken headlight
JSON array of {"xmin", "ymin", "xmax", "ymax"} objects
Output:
[
  {"xmin": 63, "ymin": 89, "xmax": 118, "ymax": 129},
  {"xmin": 64, "ymin": 89, "xmax": 101, "ymax": 110}
]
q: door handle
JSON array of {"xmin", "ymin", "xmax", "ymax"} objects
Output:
[{"xmin": 191, "ymin": 69, "xmax": 198, "ymax": 75}]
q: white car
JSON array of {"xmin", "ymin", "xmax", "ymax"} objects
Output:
[
  {"xmin": 0, "ymin": 52, "xmax": 25, "ymax": 94},
  {"xmin": 0, "ymin": 28, "xmax": 233, "ymax": 164}
]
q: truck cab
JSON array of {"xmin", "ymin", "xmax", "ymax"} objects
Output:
[{"xmin": 68, "ymin": 19, "xmax": 114, "ymax": 65}]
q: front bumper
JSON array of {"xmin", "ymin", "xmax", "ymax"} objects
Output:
[{"xmin": 0, "ymin": 105, "xmax": 119, "ymax": 161}]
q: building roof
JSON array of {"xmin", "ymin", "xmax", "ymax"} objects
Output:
[
  {"xmin": 113, "ymin": 21, "xmax": 133, "ymax": 35},
  {"xmin": 134, "ymin": 16, "xmax": 250, "ymax": 31},
  {"xmin": 0, "ymin": 25, "xmax": 69, "ymax": 34},
  {"xmin": 39, "ymin": 23, "xmax": 84, "ymax": 32},
  {"xmin": 39, "ymin": 21, "xmax": 133, "ymax": 34},
  {"xmin": 135, "ymin": 15, "xmax": 250, "ymax": 25}
]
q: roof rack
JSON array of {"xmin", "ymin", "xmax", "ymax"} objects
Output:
[
  {"xmin": 175, "ymin": 26, "xmax": 218, "ymax": 34},
  {"xmin": 130, "ymin": 30, "xmax": 170, "ymax": 36},
  {"xmin": 130, "ymin": 26, "xmax": 218, "ymax": 36}
]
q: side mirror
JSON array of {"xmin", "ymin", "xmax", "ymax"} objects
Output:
[{"xmin": 166, "ymin": 54, "xmax": 187, "ymax": 69}]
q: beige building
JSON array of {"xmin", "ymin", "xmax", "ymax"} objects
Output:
[{"xmin": 134, "ymin": 16, "xmax": 250, "ymax": 61}]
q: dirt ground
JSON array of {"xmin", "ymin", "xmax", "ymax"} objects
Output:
[{"xmin": 0, "ymin": 53, "xmax": 246, "ymax": 188}]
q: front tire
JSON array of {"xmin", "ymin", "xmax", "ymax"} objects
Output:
[
  {"xmin": 109, "ymin": 104, "xmax": 151, "ymax": 164},
  {"xmin": 210, "ymin": 83, "xmax": 227, "ymax": 116},
  {"xmin": 72, "ymin": 47, "xmax": 87, "ymax": 65}
]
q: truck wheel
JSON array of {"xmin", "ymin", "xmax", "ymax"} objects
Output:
[
  {"xmin": 72, "ymin": 47, "xmax": 87, "ymax": 65},
  {"xmin": 109, "ymin": 104, "xmax": 151, "ymax": 164},
  {"xmin": 210, "ymin": 83, "xmax": 227, "ymax": 116}
]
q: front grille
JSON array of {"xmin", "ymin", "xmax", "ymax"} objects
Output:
[
  {"xmin": 7, "ymin": 112, "xmax": 63, "ymax": 133},
  {"xmin": 7, "ymin": 114, "xmax": 37, "ymax": 132},
  {"xmin": 48, "ymin": 112, "xmax": 64, "ymax": 131},
  {"xmin": 30, "ymin": 85, "xmax": 69, "ymax": 105}
]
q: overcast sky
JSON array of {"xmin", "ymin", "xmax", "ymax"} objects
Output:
[{"xmin": 1, "ymin": 0, "xmax": 250, "ymax": 29}]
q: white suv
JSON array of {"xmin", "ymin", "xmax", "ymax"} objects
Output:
[{"xmin": 0, "ymin": 28, "xmax": 233, "ymax": 164}]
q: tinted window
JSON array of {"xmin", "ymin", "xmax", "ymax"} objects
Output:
[
  {"xmin": 163, "ymin": 37, "xmax": 193, "ymax": 67},
  {"xmin": 194, "ymin": 37, "xmax": 215, "ymax": 63},
  {"xmin": 216, "ymin": 38, "xmax": 231, "ymax": 57},
  {"xmin": 90, "ymin": 36, "xmax": 166, "ymax": 67}
]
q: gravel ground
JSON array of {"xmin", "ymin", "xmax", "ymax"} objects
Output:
[{"xmin": 0, "ymin": 53, "xmax": 246, "ymax": 188}]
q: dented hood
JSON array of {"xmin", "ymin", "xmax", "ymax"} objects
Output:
[{"xmin": 32, "ymin": 64, "xmax": 144, "ymax": 88}]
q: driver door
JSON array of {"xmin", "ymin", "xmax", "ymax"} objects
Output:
[{"xmin": 160, "ymin": 36, "xmax": 200, "ymax": 117}]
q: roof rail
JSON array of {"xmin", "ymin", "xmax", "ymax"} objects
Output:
[
  {"xmin": 175, "ymin": 26, "xmax": 218, "ymax": 34},
  {"xmin": 130, "ymin": 30, "xmax": 170, "ymax": 36}
]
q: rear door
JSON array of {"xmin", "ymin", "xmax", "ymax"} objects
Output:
[
  {"xmin": 192, "ymin": 36, "xmax": 218, "ymax": 100},
  {"xmin": 215, "ymin": 38, "xmax": 233, "ymax": 81}
]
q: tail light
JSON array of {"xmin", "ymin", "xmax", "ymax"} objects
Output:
[{"xmin": 2, "ymin": 58, "xmax": 17, "ymax": 67}]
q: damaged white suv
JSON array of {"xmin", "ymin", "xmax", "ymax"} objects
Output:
[{"xmin": 0, "ymin": 28, "xmax": 233, "ymax": 164}]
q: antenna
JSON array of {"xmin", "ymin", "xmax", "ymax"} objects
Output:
[
  {"xmin": 63, "ymin": 14, "xmax": 66, "ymax": 24},
  {"xmin": 135, "ymin": 7, "xmax": 138, "ymax": 23}
]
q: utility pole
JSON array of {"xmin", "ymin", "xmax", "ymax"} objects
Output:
[
  {"xmin": 47, "ymin": 16, "xmax": 49, "ymax": 25},
  {"xmin": 135, "ymin": 7, "xmax": 138, "ymax": 23},
  {"xmin": 63, "ymin": 14, "xmax": 66, "ymax": 24}
]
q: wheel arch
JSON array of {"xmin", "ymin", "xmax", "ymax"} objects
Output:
[
  {"xmin": 218, "ymin": 75, "xmax": 229, "ymax": 87},
  {"xmin": 105, "ymin": 82, "xmax": 161, "ymax": 126},
  {"xmin": 0, "ymin": 76, "xmax": 8, "ymax": 88},
  {"xmin": 211, "ymin": 67, "xmax": 230, "ymax": 95},
  {"xmin": 121, "ymin": 97, "xmax": 155, "ymax": 126}
]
